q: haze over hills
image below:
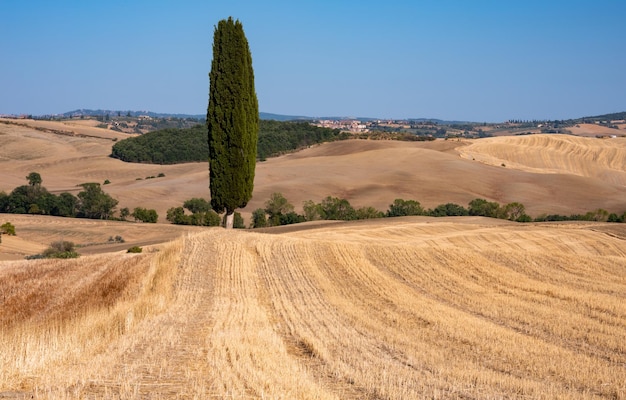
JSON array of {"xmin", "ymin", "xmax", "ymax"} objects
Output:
[{"xmin": 7, "ymin": 109, "xmax": 625, "ymax": 123}]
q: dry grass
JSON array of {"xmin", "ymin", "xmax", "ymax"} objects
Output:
[
  {"xmin": 0, "ymin": 238, "xmax": 182, "ymax": 398},
  {"xmin": 1, "ymin": 218, "xmax": 625, "ymax": 399}
]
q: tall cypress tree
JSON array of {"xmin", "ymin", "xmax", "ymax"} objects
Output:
[{"xmin": 207, "ymin": 17, "xmax": 258, "ymax": 229}]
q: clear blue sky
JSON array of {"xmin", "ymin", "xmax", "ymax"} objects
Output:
[{"xmin": 2, "ymin": 0, "xmax": 625, "ymax": 121}]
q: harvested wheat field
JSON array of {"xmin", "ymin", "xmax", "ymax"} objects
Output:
[{"xmin": 1, "ymin": 217, "xmax": 625, "ymax": 399}]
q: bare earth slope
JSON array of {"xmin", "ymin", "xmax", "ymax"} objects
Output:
[{"xmin": 1, "ymin": 218, "xmax": 625, "ymax": 398}]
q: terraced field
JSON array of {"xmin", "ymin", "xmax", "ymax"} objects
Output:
[{"xmin": 2, "ymin": 218, "xmax": 625, "ymax": 399}]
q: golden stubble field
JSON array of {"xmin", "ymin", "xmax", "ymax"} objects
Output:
[
  {"xmin": 1, "ymin": 119, "xmax": 626, "ymax": 398},
  {"xmin": 1, "ymin": 218, "xmax": 625, "ymax": 398}
]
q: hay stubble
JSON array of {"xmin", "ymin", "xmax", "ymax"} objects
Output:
[{"xmin": 1, "ymin": 219, "xmax": 625, "ymax": 398}]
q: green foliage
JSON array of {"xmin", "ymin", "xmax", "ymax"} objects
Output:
[
  {"xmin": 279, "ymin": 212, "xmax": 306, "ymax": 225},
  {"xmin": 131, "ymin": 207, "xmax": 158, "ymax": 223},
  {"xmin": 127, "ymin": 246, "xmax": 143, "ymax": 253},
  {"xmin": 205, "ymin": 210, "xmax": 222, "ymax": 227},
  {"xmin": 430, "ymin": 203, "xmax": 469, "ymax": 217},
  {"xmin": 233, "ymin": 212, "xmax": 246, "ymax": 229},
  {"xmin": 207, "ymin": 17, "xmax": 258, "ymax": 219},
  {"xmin": 355, "ymin": 206, "xmax": 385, "ymax": 219},
  {"xmin": 119, "ymin": 207, "xmax": 130, "ymax": 221},
  {"xmin": 103, "ymin": 179, "xmax": 111, "ymax": 185},
  {"xmin": 166, "ymin": 201, "xmax": 221, "ymax": 227},
  {"xmin": 77, "ymin": 183, "xmax": 118, "ymax": 219},
  {"xmin": 26, "ymin": 172, "xmax": 42, "ymax": 186},
  {"xmin": 111, "ymin": 124, "xmax": 208, "ymax": 164},
  {"xmin": 583, "ymin": 208, "xmax": 609, "ymax": 222},
  {"xmin": 499, "ymin": 202, "xmax": 526, "ymax": 221},
  {"xmin": 41, "ymin": 240, "xmax": 79, "ymax": 259},
  {"xmin": 302, "ymin": 200, "xmax": 323, "ymax": 221},
  {"xmin": 0, "ymin": 175, "xmax": 80, "ymax": 218},
  {"xmin": 110, "ymin": 120, "xmax": 344, "ymax": 165},
  {"xmin": 251, "ymin": 208, "xmax": 268, "ymax": 228},
  {"xmin": 183, "ymin": 198, "xmax": 212, "ymax": 214},
  {"xmin": 1, "ymin": 222, "xmax": 16, "ymax": 236},
  {"xmin": 257, "ymin": 120, "xmax": 346, "ymax": 160},
  {"xmin": 166, "ymin": 206, "xmax": 186, "ymax": 224},
  {"xmin": 319, "ymin": 196, "xmax": 356, "ymax": 220},
  {"xmin": 468, "ymin": 198, "xmax": 500, "ymax": 218},
  {"xmin": 386, "ymin": 199, "xmax": 423, "ymax": 217},
  {"xmin": 265, "ymin": 192, "xmax": 295, "ymax": 226}
]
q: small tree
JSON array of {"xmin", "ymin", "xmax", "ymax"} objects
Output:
[
  {"xmin": 119, "ymin": 207, "xmax": 130, "ymax": 221},
  {"xmin": 77, "ymin": 183, "xmax": 118, "ymax": 219},
  {"xmin": 356, "ymin": 206, "xmax": 384, "ymax": 219},
  {"xmin": 468, "ymin": 198, "xmax": 500, "ymax": 218},
  {"xmin": 251, "ymin": 208, "xmax": 268, "ymax": 228},
  {"xmin": 430, "ymin": 203, "xmax": 468, "ymax": 217},
  {"xmin": 167, "ymin": 206, "xmax": 188, "ymax": 224},
  {"xmin": 26, "ymin": 172, "xmax": 42, "ymax": 187},
  {"xmin": 302, "ymin": 199, "xmax": 323, "ymax": 221},
  {"xmin": 1, "ymin": 222, "xmax": 16, "ymax": 236},
  {"xmin": 183, "ymin": 198, "xmax": 212, "ymax": 214},
  {"xmin": 500, "ymin": 202, "xmax": 526, "ymax": 221},
  {"xmin": 233, "ymin": 212, "xmax": 245, "ymax": 229},
  {"xmin": 386, "ymin": 199, "xmax": 423, "ymax": 217},
  {"xmin": 131, "ymin": 207, "xmax": 158, "ymax": 223},
  {"xmin": 320, "ymin": 196, "xmax": 355, "ymax": 220},
  {"xmin": 265, "ymin": 192, "xmax": 294, "ymax": 226},
  {"xmin": 42, "ymin": 240, "xmax": 79, "ymax": 259}
]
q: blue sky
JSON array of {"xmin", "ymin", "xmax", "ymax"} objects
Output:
[{"xmin": 1, "ymin": 1, "xmax": 625, "ymax": 121}]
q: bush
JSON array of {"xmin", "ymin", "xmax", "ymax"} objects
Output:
[
  {"xmin": 387, "ymin": 199, "xmax": 423, "ymax": 217},
  {"xmin": 1, "ymin": 222, "xmax": 16, "ymax": 236},
  {"xmin": 127, "ymin": 246, "xmax": 143, "ymax": 253},
  {"xmin": 41, "ymin": 240, "xmax": 79, "ymax": 259},
  {"xmin": 131, "ymin": 207, "xmax": 158, "ymax": 223}
]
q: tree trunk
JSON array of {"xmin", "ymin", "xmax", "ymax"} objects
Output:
[{"xmin": 225, "ymin": 212, "xmax": 234, "ymax": 229}]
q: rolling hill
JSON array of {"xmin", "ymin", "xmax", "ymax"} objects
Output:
[{"xmin": 1, "ymin": 117, "xmax": 625, "ymax": 398}]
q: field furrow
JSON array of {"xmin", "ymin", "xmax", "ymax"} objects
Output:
[{"xmin": 1, "ymin": 219, "xmax": 625, "ymax": 399}]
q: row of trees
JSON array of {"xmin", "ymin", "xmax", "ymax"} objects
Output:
[
  {"xmin": 248, "ymin": 194, "xmax": 532, "ymax": 228},
  {"xmin": 165, "ymin": 197, "xmax": 244, "ymax": 228},
  {"xmin": 0, "ymin": 173, "xmax": 118, "ymax": 219},
  {"xmin": 245, "ymin": 193, "xmax": 626, "ymax": 229},
  {"xmin": 0, "ymin": 173, "xmax": 159, "ymax": 223}
]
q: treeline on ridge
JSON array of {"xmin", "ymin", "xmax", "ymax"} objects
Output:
[
  {"xmin": 0, "ymin": 172, "xmax": 158, "ymax": 223},
  {"xmin": 164, "ymin": 193, "xmax": 626, "ymax": 229},
  {"xmin": 110, "ymin": 120, "xmax": 348, "ymax": 164}
]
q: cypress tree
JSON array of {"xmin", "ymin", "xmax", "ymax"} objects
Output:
[{"xmin": 207, "ymin": 17, "xmax": 258, "ymax": 229}]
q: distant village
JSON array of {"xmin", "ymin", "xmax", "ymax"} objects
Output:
[{"xmin": 2, "ymin": 111, "xmax": 623, "ymax": 139}]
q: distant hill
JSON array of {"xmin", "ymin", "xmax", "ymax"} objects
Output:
[
  {"xmin": 41, "ymin": 109, "xmax": 626, "ymax": 124},
  {"xmin": 61, "ymin": 109, "xmax": 205, "ymax": 120},
  {"xmin": 580, "ymin": 111, "xmax": 626, "ymax": 122},
  {"xmin": 259, "ymin": 112, "xmax": 312, "ymax": 121},
  {"xmin": 59, "ymin": 109, "xmax": 313, "ymax": 122}
]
